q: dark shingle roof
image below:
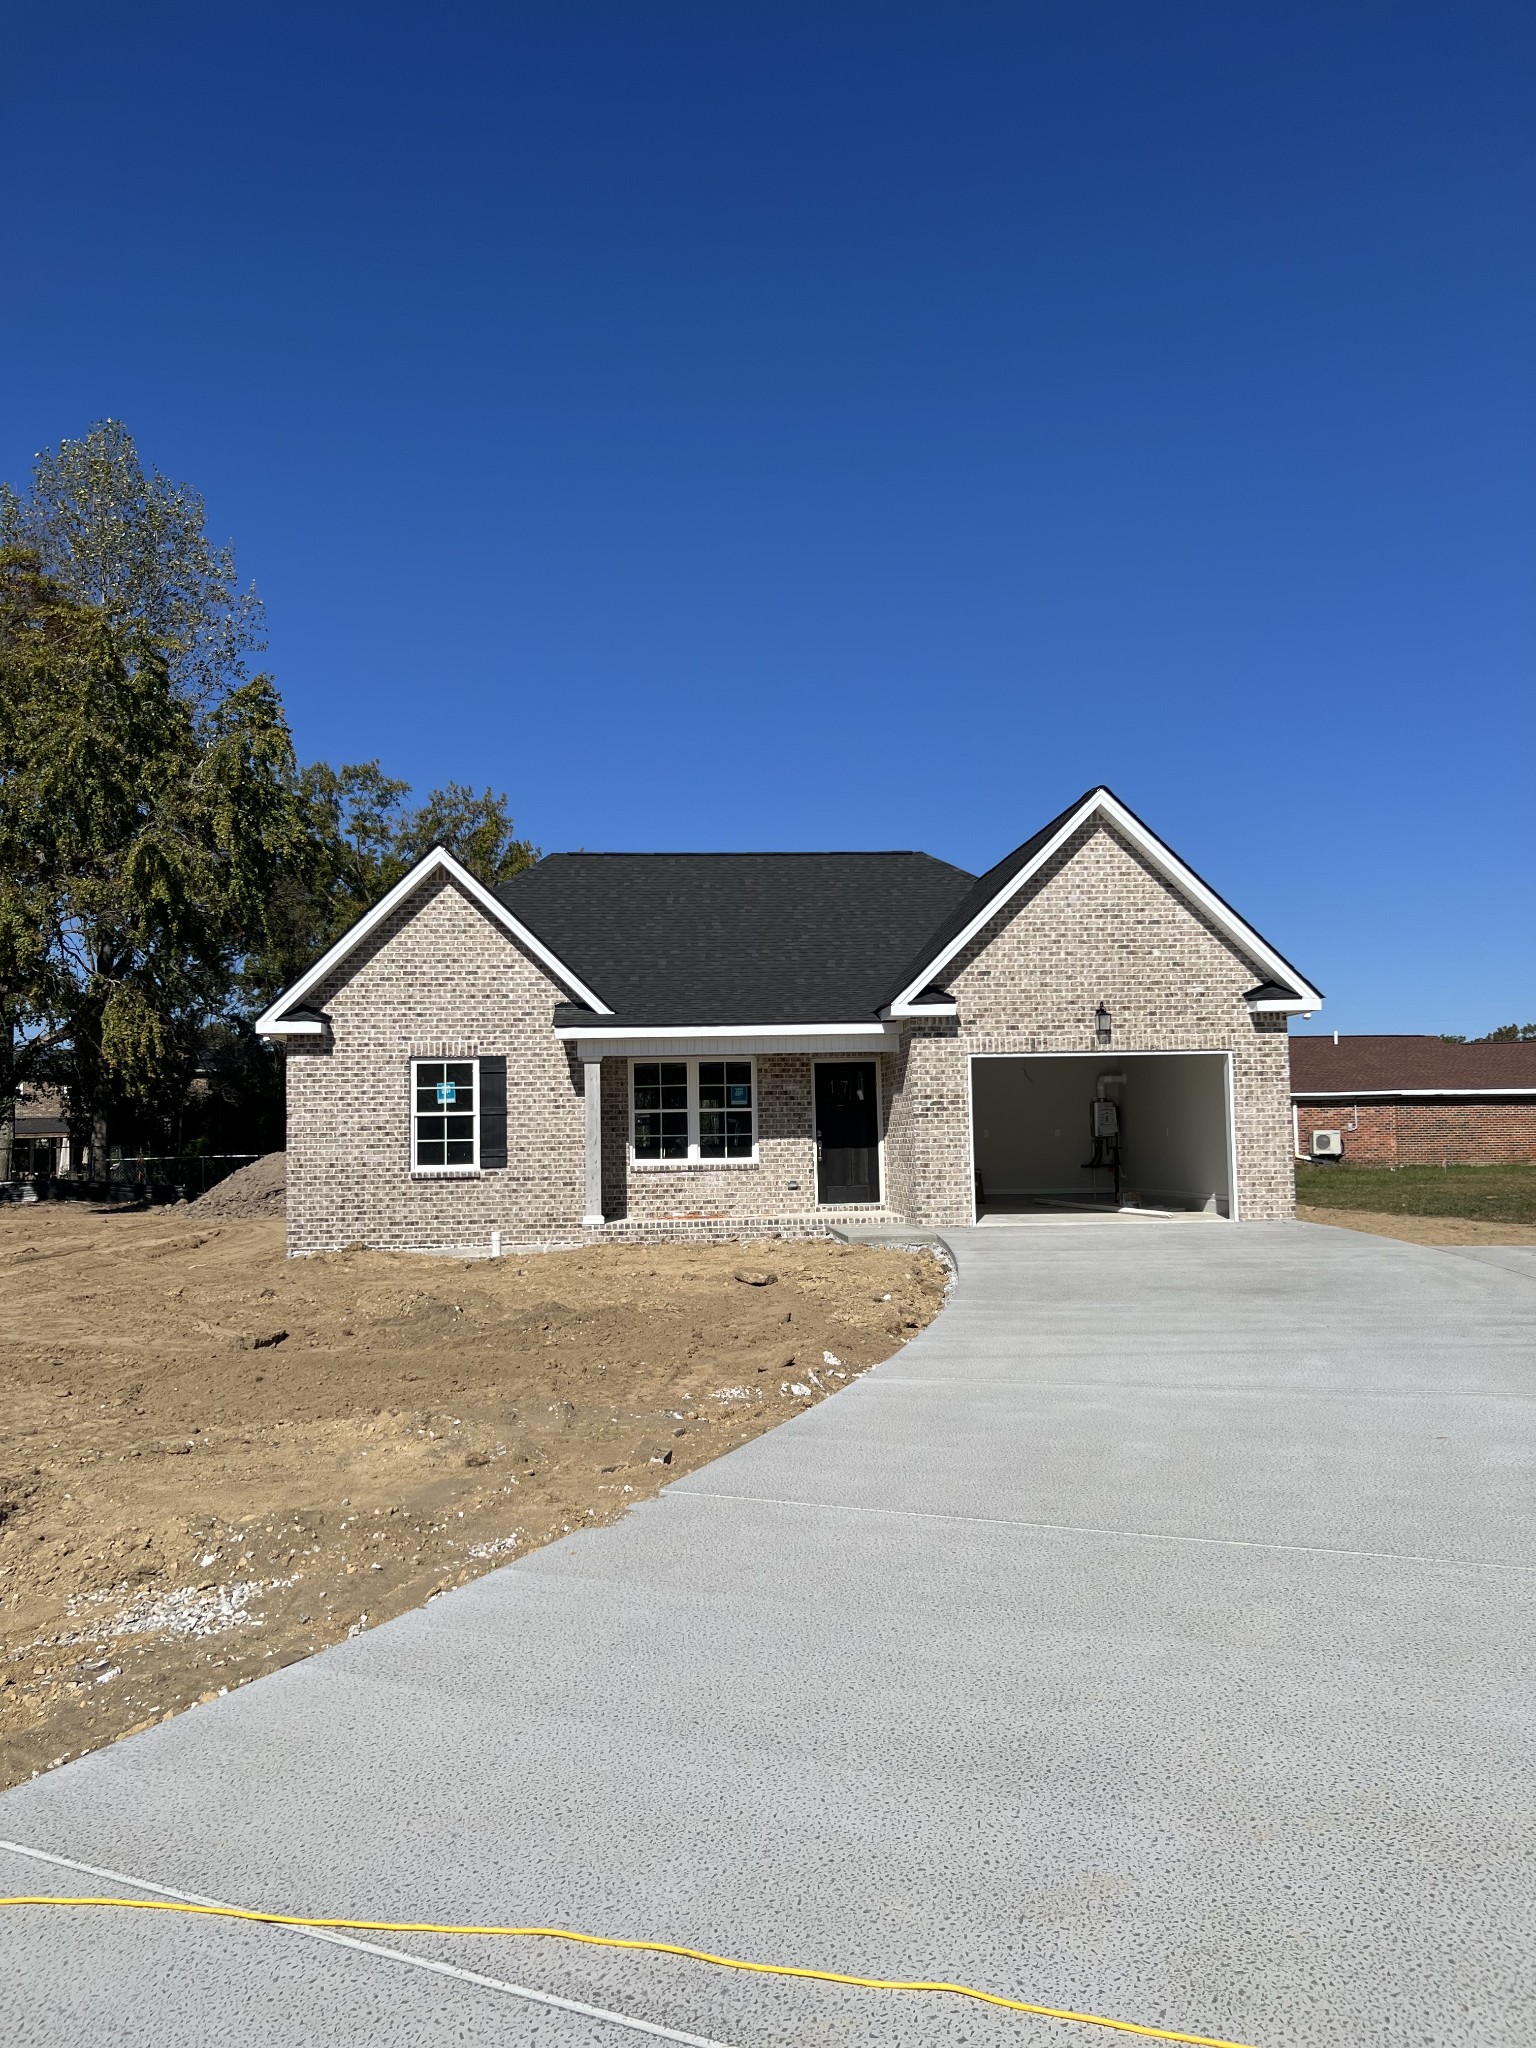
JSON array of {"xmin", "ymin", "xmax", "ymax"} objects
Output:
[
  {"xmin": 495, "ymin": 851, "xmax": 976, "ymax": 1025},
  {"xmin": 1290, "ymin": 1036, "xmax": 1536, "ymax": 1094}
]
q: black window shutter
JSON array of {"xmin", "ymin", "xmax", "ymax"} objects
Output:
[{"xmin": 479, "ymin": 1056, "xmax": 508, "ymax": 1168}]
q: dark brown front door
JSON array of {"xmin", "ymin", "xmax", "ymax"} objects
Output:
[{"xmin": 815, "ymin": 1063, "xmax": 880, "ymax": 1205}]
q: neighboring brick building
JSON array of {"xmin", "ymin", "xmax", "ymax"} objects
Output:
[
  {"xmin": 1291, "ymin": 1037, "xmax": 1536, "ymax": 1166},
  {"xmin": 2, "ymin": 1085, "xmax": 75, "ymax": 1183},
  {"xmin": 258, "ymin": 787, "xmax": 1323, "ymax": 1254}
]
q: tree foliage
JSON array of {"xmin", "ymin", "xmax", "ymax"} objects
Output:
[
  {"xmin": 1439, "ymin": 1024, "xmax": 1536, "ymax": 1044},
  {"xmin": 1, "ymin": 425, "xmax": 537, "ymax": 1167},
  {"xmin": 245, "ymin": 763, "xmax": 536, "ymax": 1001},
  {"xmin": 0, "ymin": 548, "xmax": 305, "ymax": 1140},
  {"xmin": 0, "ymin": 420, "xmax": 265, "ymax": 708}
]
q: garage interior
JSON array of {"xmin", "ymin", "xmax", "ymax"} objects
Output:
[{"xmin": 971, "ymin": 1053, "xmax": 1233, "ymax": 1219}]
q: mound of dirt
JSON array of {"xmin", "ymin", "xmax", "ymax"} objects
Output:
[{"xmin": 193, "ymin": 1152, "xmax": 286, "ymax": 1218}]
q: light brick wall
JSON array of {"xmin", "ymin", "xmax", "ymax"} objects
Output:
[
  {"xmin": 884, "ymin": 819, "xmax": 1297, "ymax": 1224},
  {"xmin": 285, "ymin": 872, "xmax": 586, "ymax": 1254},
  {"xmin": 285, "ymin": 821, "xmax": 1301, "ymax": 1248},
  {"xmin": 1295, "ymin": 1099, "xmax": 1536, "ymax": 1167},
  {"xmin": 285, "ymin": 886, "xmax": 899, "ymax": 1251}
]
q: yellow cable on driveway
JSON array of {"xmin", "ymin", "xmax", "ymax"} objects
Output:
[{"xmin": 1, "ymin": 1891, "xmax": 1260, "ymax": 2046}]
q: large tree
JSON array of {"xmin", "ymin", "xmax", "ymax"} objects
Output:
[
  {"xmin": 2, "ymin": 423, "xmax": 538, "ymax": 1174},
  {"xmin": 0, "ymin": 419, "xmax": 264, "ymax": 708},
  {"xmin": 0, "ymin": 549, "xmax": 305, "ymax": 1174}
]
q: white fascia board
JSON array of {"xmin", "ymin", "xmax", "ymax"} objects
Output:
[
  {"xmin": 1292, "ymin": 1088, "xmax": 1536, "ymax": 1101},
  {"xmin": 889, "ymin": 789, "xmax": 1324, "ymax": 1014},
  {"xmin": 258, "ymin": 1018, "xmax": 325, "ymax": 1036},
  {"xmin": 254, "ymin": 846, "xmax": 611, "ymax": 1035},
  {"xmin": 1247, "ymin": 996, "xmax": 1313, "ymax": 1013},
  {"xmin": 575, "ymin": 1029, "xmax": 898, "ymax": 1059},
  {"xmin": 557, "ymin": 1021, "xmax": 896, "ymax": 1041}
]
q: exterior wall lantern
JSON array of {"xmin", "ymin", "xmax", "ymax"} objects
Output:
[{"xmin": 1095, "ymin": 1003, "xmax": 1112, "ymax": 1047}]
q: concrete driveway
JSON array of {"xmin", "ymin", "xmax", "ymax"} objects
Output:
[{"xmin": 4, "ymin": 1223, "xmax": 1533, "ymax": 2047}]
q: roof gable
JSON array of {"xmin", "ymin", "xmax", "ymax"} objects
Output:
[
  {"xmin": 884, "ymin": 787, "xmax": 1323, "ymax": 1016},
  {"xmin": 254, "ymin": 846, "xmax": 610, "ymax": 1035}
]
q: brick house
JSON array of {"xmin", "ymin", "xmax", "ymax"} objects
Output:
[
  {"xmin": 3, "ymin": 1085, "xmax": 75, "ymax": 1183},
  {"xmin": 1291, "ymin": 1037, "xmax": 1536, "ymax": 1166},
  {"xmin": 256, "ymin": 787, "xmax": 1322, "ymax": 1255}
]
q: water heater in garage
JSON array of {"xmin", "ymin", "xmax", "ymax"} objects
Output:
[{"xmin": 1084, "ymin": 1078, "xmax": 1124, "ymax": 1199}]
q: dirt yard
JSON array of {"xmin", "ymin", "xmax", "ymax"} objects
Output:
[
  {"xmin": 1296, "ymin": 1205, "xmax": 1536, "ymax": 1247},
  {"xmin": 0, "ymin": 1203, "xmax": 948, "ymax": 1790}
]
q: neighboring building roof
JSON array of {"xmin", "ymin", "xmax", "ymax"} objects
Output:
[
  {"xmin": 1290, "ymin": 1036, "xmax": 1536, "ymax": 1097},
  {"xmin": 498, "ymin": 851, "xmax": 976, "ymax": 1026},
  {"xmin": 12, "ymin": 1085, "xmax": 69, "ymax": 1134}
]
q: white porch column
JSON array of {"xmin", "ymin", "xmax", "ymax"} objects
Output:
[{"xmin": 582, "ymin": 1059, "xmax": 604, "ymax": 1227}]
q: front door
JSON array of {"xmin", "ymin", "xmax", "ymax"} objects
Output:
[{"xmin": 815, "ymin": 1063, "xmax": 880, "ymax": 1205}]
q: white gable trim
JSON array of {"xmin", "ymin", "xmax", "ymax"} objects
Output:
[
  {"xmin": 886, "ymin": 790, "xmax": 1324, "ymax": 1016},
  {"xmin": 254, "ymin": 846, "xmax": 611, "ymax": 1035}
]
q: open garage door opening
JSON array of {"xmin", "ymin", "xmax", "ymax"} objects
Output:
[{"xmin": 971, "ymin": 1053, "xmax": 1234, "ymax": 1220}]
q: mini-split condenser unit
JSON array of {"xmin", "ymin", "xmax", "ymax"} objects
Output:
[{"xmin": 1310, "ymin": 1129, "xmax": 1344, "ymax": 1159}]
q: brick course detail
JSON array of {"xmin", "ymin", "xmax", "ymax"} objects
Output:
[{"xmin": 1295, "ymin": 1100, "xmax": 1536, "ymax": 1167}]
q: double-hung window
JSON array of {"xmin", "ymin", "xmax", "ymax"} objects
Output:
[
  {"xmin": 412, "ymin": 1058, "xmax": 479, "ymax": 1171},
  {"xmin": 631, "ymin": 1059, "xmax": 755, "ymax": 1163}
]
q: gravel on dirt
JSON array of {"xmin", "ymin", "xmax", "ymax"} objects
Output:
[{"xmin": 0, "ymin": 1205, "xmax": 948, "ymax": 1788}]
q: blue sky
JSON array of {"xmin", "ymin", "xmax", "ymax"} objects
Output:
[{"xmin": 4, "ymin": 3, "xmax": 1533, "ymax": 1035}]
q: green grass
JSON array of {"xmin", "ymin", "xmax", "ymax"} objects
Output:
[{"xmin": 1295, "ymin": 1162, "xmax": 1536, "ymax": 1225}]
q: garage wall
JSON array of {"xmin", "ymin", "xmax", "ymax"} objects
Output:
[{"xmin": 1120, "ymin": 1055, "xmax": 1231, "ymax": 1213}]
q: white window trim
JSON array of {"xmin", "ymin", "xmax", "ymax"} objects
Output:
[
  {"xmin": 629, "ymin": 1057, "xmax": 759, "ymax": 1169},
  {"xmin": 411, "ymin": 1056, "xmax": 482, "ymax": 1177}
]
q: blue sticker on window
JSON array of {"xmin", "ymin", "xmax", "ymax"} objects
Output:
[
  {"xmin": 728, "ymin": 1084, "xmax": 750, "ymax": 1106},
  {"xmin": 436, "ymin": 1082, "xmax": 457, "ymax": 1104}
]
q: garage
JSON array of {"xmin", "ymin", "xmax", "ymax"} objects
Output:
[{"xmin": 970, "ymin": 1053, "xmax": 1235, "ymax": 1219}]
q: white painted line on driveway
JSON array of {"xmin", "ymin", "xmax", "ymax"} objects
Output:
[
  {"xmin": 673, "ymin": 1486, "xmax": 1536, "ymax": 1575},
  {"xmin": 0, "ymin": 1839, "xmax": 737, "ymax": 2048}
]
